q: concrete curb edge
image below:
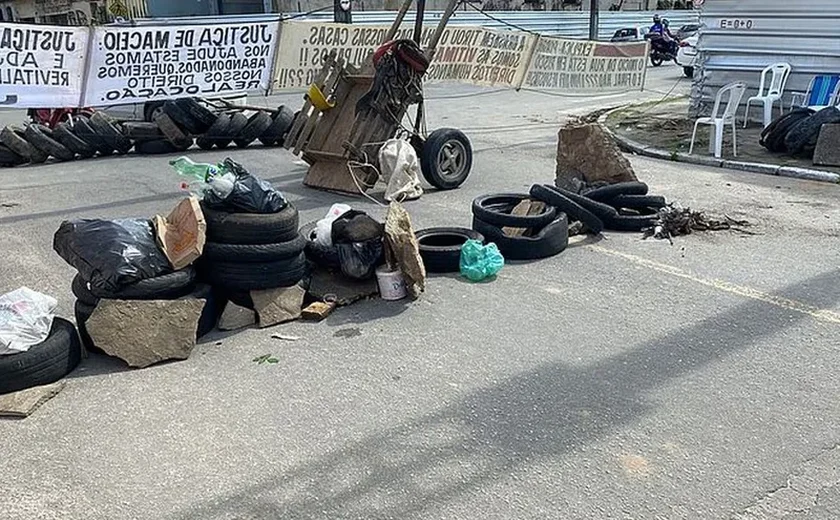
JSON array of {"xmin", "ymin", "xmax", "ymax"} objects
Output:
[{"xmin": 597, "ymin": 110, "xmax": 840, "ymax": 185}]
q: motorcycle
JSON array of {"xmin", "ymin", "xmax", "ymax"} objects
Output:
[
  {"xmin": 645, "ymin": 33, "xmax": 678, "ymax": 67},
  {"xmin": 27, "ymin": 107, "xmax": 95, "ymax": 129}
]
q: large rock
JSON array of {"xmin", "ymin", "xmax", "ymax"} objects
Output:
[
  {"xmin": 384, "ymin": 201, "xmax": 425, "ymax": 298},
  {"xmin": 217, "ymin": 302, "xmax": 256, "ymax": 331},
  {"xmin": 814, "ymin": 124, "xmax": 840, "ymax": 166},
  {"xmin": 556, "ymin": 121, "xmax": 637, "ymax": 190},
  {"xmin": 251, "ymin": 285, "xmax": 305, "ymax": 328},
  {"xmin": 86, "ymin": 299, "xmax": 205, "ymax": 368}
]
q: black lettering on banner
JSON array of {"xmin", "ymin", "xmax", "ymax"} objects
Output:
[{"xmin": 0, "ymin": 26, "xmax": 84, "ymax": 92}]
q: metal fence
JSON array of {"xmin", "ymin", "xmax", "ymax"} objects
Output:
[
  {"xmin": 297, "ymin": 9, "xmax": 700, "ymax": 40},
  {"xmin": 694, "ymin": 0, "xmax": 840, "ymax": 117}
]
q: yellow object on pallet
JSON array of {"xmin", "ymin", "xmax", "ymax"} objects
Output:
[{"xmin": 307, "ymin": 84, "xmax": 335, "ymax": 111}]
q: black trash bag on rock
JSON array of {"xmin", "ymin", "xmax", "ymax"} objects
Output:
[
  {"xmin": 203, "ymin": 158, "xmax": 288, "ymax": 214},
  {"xmin": 53, "ymin": 219, "xmax": 172, "ymax": 293},
  {"xmin": 331, "ymin": 210, "xmax": 385, "ymax": 280}
]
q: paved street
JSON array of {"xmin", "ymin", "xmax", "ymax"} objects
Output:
[{"xmin": 1, "ymin": 65, "xmax": 840, "ymax": 519}]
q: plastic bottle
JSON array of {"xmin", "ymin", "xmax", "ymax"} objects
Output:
[{"xmin": 169, "ymin": 156, "xmax": 222, "ymax": 182}]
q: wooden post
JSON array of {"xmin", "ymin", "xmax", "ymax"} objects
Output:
[
  {"xmin": 383, "ymin": 0, "xmax": 414, "ymax": 43},
  {"xmin": 425, "ymin": 0, "xmax": 459, "ymax": 61}
]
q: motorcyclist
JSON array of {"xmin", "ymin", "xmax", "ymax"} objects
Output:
[
  {"xmin": 662, "ymin": 18, "xmax": 678, "ymax": 54},
  {"xmin": 650, "ymin": 14, "xmax": 664, "ymax": 35}
]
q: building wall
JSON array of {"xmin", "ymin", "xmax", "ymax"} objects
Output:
[
  {"xmin": 0, "ymin": 0, "xmax": 145, "ymax": 23},
  {"xmin": 693, "ymin": 0, "xmax": 840, "ymax": 117}
]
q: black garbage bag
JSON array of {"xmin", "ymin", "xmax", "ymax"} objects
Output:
[
  {"xmin": 331, "ymin": 210, "xmax": 385, "ymax": 280},
  {"xmin": 53, "ymin": 219, "xmax": 172, "ymax": 293},
  {"xmin": 203, "ymin": 158, "xmax": 288, "ymax": 214}
]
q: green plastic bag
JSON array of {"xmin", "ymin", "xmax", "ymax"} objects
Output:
[{"xmin": 459, "ymin": 239, "xmax": 504, "ymax": 282}]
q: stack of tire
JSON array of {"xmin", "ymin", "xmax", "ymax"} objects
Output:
[
  {"xmin": 0, "ymin": 100, "xmax": 298, "ymax": 166},
  {"xmin": 71, "ymin": 267, "xmax": 221, "ymax": 351},
  {"xmin": 470, "ymin": 193, "xmax": 569, "ymax": 260},
  {"xmin": 415, "ymin": 227, "xmax": 486, "ymax": 273},
  {"xmin": 197, "ymin": 202, "xmax": 306, "ymax": 301},
  {"xmin": 760, "ymin": 106, "xmax": 840, "ymax": 158},
  {"xmin": 530, "ymin": 182, "xmax": 667, "ymax": 234},
  {"xmin": 0, "ymin": 317, "xmax": 82, "ymax": 396}
]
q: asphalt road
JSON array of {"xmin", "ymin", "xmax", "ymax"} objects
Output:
[{"xmin": 2, "ymin": 65, "xmax": 840, "ymax": 520}]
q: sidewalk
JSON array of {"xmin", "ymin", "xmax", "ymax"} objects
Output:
[{"xmin": 604, "ymin": 98, "xmax": 840, "ymax": 183}]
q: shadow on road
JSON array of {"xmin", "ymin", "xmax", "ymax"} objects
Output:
[{"xmin": 165, "ymin": 269, "xmax": 840, "ymax": 519}]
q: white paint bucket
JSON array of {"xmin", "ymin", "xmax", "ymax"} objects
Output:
[{"xmin": 375, "ymin": 266, "xmax": 407, "ymax": 301}]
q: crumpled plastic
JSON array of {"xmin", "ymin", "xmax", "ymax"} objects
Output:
[
  {"xmin": 0, "ymin": 287, "xmax": 57, "ymax": 355},
  {"xmin": 53, "ymin": 218, "xmax": 172, "ymax": 293},
  {"xmin": 315, "ymin": 203, "xmax": 352, "ymax": 247},
  {"xmin": 202, "ymin": 158, "xmax": 288, "ymax": 214},
  {"xmin": 459, "ymin": 239, "xmax": 504, "ymax": 282}
]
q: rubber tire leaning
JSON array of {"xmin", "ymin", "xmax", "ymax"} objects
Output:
[
  {"xmin": 784, "ymin": 107, "xmax": 840, "ymax": 157},
  {"xmin": 53, "ymin": 122, "xmax": 97, "ymax": 159},
  {"xmin": 163, "ymin": 99, "xmax": 204, "ymax": 134},
  {"xmin": 175, "ymin": 98, "xmax": 217, "ymax": 133},
  {"xmin": 529, "ymin": 184, "xmax": 604, "ymax": 235},
  {"xmin": 196, "ymin": 113, "xmax": 231, "ymax": 150},
  {"xmin": 259, "ymin": 106, "xmax": 295, "ymax": 146},
  {"xmin": 582, "ymin": 182, "xmax": 649, "ymax": 202},
  {"xmin": 202, "ymin": 234, "xmax": 306, "ymax": 263},
  {"xmin": 217, "ymin": 112, "xmax": 248, "ymax": 149},
  {"xmin": 416, "ymin": 227, "xmax": 485, "ymax": 273},
  {"xmin": 0, "ymin": 317, "xmax": 82, "ymax": 395},
  {"xmin": 235, "ymin": 111, "xmax": 273, "ymax": 148},
  {"xmin": 72, "ymin": 118, "xmax": 113, "ymax": 156},
  {"xmin": 542, "ymin": 185, "xmax": 618, "ymax": 223},
  {"xmin": 472, "ymin": 193, "xmax": 558, "ymax": 228},
  {"xmin": 200, "ymin": 253, "xmax": 306, "ymax": 291},
  {"xmin": 90, "ymin": 112, "xmax": 132, "ymax": 154},
  {"xmin": 201, "ymin": 202, "xmax": 299, "ymax": 245},
  {"xmin": 155, "ymin": 113, "xmax": 193, "ymax": 150},
  {"xmin": 0, "ymin": 144, "xmax": 25, "ymax": 166},
  {"xmin": 24, "ymin": 124, "xmax": 75, "ymax": 161},
  {"xmin": 420, "ymin": 127, "xmax": 473, "ymax": 190},
  {"xmin": 1, "ymin": 126, "xmax": 48, "ymax": 163},
  {"xmin": 473, "ymin": 214, "xmax": 569, "ymax": 261},
  {"xmin": 135, "ymin": 139, "xmax": 180, "ymax": 155},
  {"xmin": 764, "ymin": 109, "xmax": 813, "ymax": 153},
  {"xmin": 122, "ymin": 121, "xmax": 163, "ymax": 141},
  {"xmin": 72, "ymin": 268, "xmax": 197, "ymax": 303}
]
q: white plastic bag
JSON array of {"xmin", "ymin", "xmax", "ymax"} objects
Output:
[
  {"xmin": 315, "ymin": 203, "xmax": 352, "ymax": 247},
  {"xmin": 378, "ymin": 139, "xmax": 424, "ymax": 202},
  {"xmin": 0, "ymin": 287, "xmax": 57, "ymax": 355}
]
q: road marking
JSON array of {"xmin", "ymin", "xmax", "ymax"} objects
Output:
[{"xmin": 590, "ymin": 245, "xmax": 840, "ymax": 325}]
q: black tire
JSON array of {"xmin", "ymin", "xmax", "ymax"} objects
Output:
[
  {"xmin": 219, "ymin": 112, "xmax": 248, "ymax": 149},
  {"xmin": 472, "ymin": 214, "xmax": 569, "ymax": 261},
  {"xmin": 155, "ymin": 113, "xmax": 193, "ymax": 149},
  {"xmin": 299, "ymin": 221, "xmax": 340, "ymax": 269},
  {"xmin": 529, "ymin": 184, "xmax": 604, "ymax": 235},
  {"xmin": 259, "ymin": 106, "xmax": 295, "ymax": 146},
  {"xmin": 122, "ymin": 121, "xmax": 163, "ymax": 141},
  {"xmin": 784, "ymin": 107, "xmax": 840, "ymax": 157},
  {"xmin": 175, "ymin": 98, "xmax": 217, "ymax": 132},
  {"xmin": 74, "ymin": 300, "xmax": 96, "ymax": 351},
  {"xmin": 163, "ymin": 99, "xmax": 203, "ymax": 134},
  {"xmin": 196, "ymin": 113, "xmax": 231, "ymax": 150},
  {"xmin": 234, "ymin": 111, "xmax": 273, "ymax": 148},
  {"xmin": 201, "ymin": 202, "xmax": 299, "ymax": 245},
  {"xmin": 0, "ymin": 318, "xmax": 82, "ymax": 395},
  {"xmin": 72, "ymin": 274, "xmax": 99, "ymax": 306},
  {"xmin": 651, "ymin": 55, "xmax": 663, "ymax": 67},
  {"xmin": 135, "ymin": 138, "xmax": 181, "ymax": 155},
  {"xmin": 416, "ymin": 227, "xmax": 484, "ymax": 273},
  {"xmin": 72, "ymin": 118, "xmax": 113, "ymax": 156},
  {"xmin": 202, "ymin": 234, "xmax": 306, "ymax": 263},
  {"xmin": 761, "ymin": 109, "xmax": 813, "ymax": 151},
  {"xmin": 582, "ymin": 181, "xmax": 649, "ymax": 202},
  {"xmin": 144, "ymin": 101, "xmax": 166, "ymax": 122},
  {"xmin": 90, "ymin": 112, "xmax": 132, "ymax": 154},
  {"xmin": 605, "ymin": 214, "xmax": 658, "ymax": 232},
  {"xmin": 607, "ymin": 194, "xmax": 667, "ymax": 210},
  {"xmin": 189, "ymin": 283, "xmax": 221, "ymax": 339},
  {"xmin": 546, "ymin": 184, "xmax": 619, "ymax": 222},
  {"xmin": 24, "ymin": 124, "xmax": 75, "ymax": 161},
  {"xmin": 0, "ymin": 144, "xmax": 25, "ymax": 166},
  {"xmin": 199, "ymin": 253, "xmax": 306, "ymax": 291},
  {"xmin": 472, "ymin": 193, "xmax": 557, "ymax": 229},
  {"xmin": 53, "ymin": 122, "xmax": 97, "ymax": 158},
  {"xmin": 420, "ymin": 128, "xmax": 473, "ymax": 190},
  {"xmin": 683, "ymin": 67, "xmax": 694, "ymax": 78},
  {"xmin": 1, "ymin": 125, "xmax": 46, "ymax": 163},
  {"xmin": 78, "ymin": 268, "xmax": 197, "ymax": 302}
]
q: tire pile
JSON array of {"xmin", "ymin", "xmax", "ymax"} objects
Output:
[
  {"xmin": 71, "ymin": 267, "xmax": 220, "ymax": 351},
  {"xmin": 467, "ymin": 182, "xmax": 668, "ymax": 260},
  {"xmin": 197, "ymin": 201, "xmax": 306, "ymax": 299},
  {"xmin": 0, "ymin": 99, "xmax": 297, "ymax": 167},
  {"xmin": 760, "ymin": 106, "xmax": 840, "ymax": 158},
  {"xmin": 0, "ymin": 318, "xmax": 81, "ymax": 395}
]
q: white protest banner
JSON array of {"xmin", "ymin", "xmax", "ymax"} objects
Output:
[
  {"xmin": 522, "ymin": 37, "xmax": 648, "ymax": 92},
  {"xmin": 0, "ymin": 23, "xmax": 88, "ymax": 108},
  {"xmin": 83, "ymin": 21, "xmax": 279, "ymax": 107},
  {"xmin": 272, "ymin": 22, "xmax": 535, "ymax": 91}
]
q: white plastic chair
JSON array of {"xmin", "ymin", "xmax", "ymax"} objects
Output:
[
  {"xmin": 742, "ymin": 63, "xmax": 792, "ymax": 128},
  {"xmin": 689, "ymin": 82, "xmax": 747, "ymax": 159}
]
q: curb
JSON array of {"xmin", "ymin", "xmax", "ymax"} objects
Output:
[{"xmin": 598, "ymin": 111, "xmax": 840, "ymax": 185}]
